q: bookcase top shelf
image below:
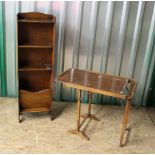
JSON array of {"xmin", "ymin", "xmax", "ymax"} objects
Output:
[
  {"xmin": 18, "ymin": 12, "xmax": 56, "ymax": 22},
  {"xmin": 18, "ymin": 19, "xmax": 55, "ymax": 23}
]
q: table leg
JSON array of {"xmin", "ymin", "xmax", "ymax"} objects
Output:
[
  {"xmin": 88, "ymin": 92, "xmax": 92, "ymax": 115},
  {"xmin": 119, "ymin": 99, "xmax": 131, "ymax": 146},
  {"xmin": 81, "ymin": 92, "xmax": 100, "ymax": 121},
  {"xmin": 68, "ymin": 89, "xmax": 89, "ymax": 140},
  {"xmin": 77, "ymin": 89, "xmax": 81, "ymax": 131}
]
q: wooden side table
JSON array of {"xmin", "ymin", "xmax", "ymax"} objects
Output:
[{"xmin": 56, "ymin": 68, "xmax": 137, "ymax": 146}]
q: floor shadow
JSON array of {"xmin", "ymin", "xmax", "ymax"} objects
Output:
[
  {"xmin": 146, "ymin": 107, "xmax": 155, "ymax": 125},
  {"xmin": 20, "ymin": 103, "xmax": 73, "ymax": 121},
  {"xmin": 52, "ymin": 103, "xmax": 73, "ymax": 120}
]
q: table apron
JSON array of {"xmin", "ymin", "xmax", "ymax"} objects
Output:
[{"xmin": 63, "ymin": 83, "xmax": 132, "ymax": 100}]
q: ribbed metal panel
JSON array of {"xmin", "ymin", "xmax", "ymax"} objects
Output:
[
  {"xmin": 1, "ymin": 1, "xmax": 155, "ymax": 106},
  {"xmin": 127, "ymin": 1, "xmax": 145, "ymax": 78},
  {"xmin": 135, "ymin": 3, "xmax": 155, "ymax": 106},
  {"xmin": 114, "ymin": 1, "xmax": 130, "ymax": 76},
  {"xmin": 0, "ymin": 1, "xmax": 6, "ymax": 96}
]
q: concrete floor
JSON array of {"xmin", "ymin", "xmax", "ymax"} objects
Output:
[{"xmin": 0, "ymin": 97, "xmax": 155, "ymax": 153}]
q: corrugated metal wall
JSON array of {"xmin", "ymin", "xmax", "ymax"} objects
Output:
[
  {"xmin": 0, "ymin": 1, "xmax": 155, "ymax": 106},
  {"xmin": 0, "ymin": 1, "xmax": 6, "ymax": 96}
]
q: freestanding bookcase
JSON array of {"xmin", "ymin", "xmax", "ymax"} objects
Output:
[{"xmin": 17, "ymin": 12, "xmax": 56, "ymax": 122}]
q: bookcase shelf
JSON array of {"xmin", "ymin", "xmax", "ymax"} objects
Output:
[
  {"xmin": 19, "ymin": 64, "xmax": 52, "ymax": 71},
  {"xmin": 18, "ymin": 44, "xmax": 53, "ymax": 48},
  {"xmin": 17, "ymin": 12, "xmax": 56, "ymax": 122},
  {"xmin": 18, "ymin": 19, "xmax": 55, "ymax": 23}
]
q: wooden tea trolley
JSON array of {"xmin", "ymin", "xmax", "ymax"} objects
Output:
[{"xmin": 56, "ymin": 68, "xmax": 137, "ymax": 146}]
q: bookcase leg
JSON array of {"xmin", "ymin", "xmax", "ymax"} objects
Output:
[
  {"xmin": 49, "ymin": 111, "xmax": 53, "ymax": 121},
  {"xmin": 18, "ymin": 113, "xmax": 22, "ymax": 123}
]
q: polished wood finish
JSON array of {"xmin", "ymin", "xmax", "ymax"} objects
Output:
[
  {"xmin": 57, "ymin": 69, "xmax": 136, "ymax": 100},
  {"xmin": 19, "ymin": 89, "xmax": 51, "ymax": 110},
  {"xmin": 17, "ymin": 12, "xmax": 56, "ymax": 122},
  {"xmin": 56, "ymin": 68, "xmax": 137, "ymax": 146},
  {"xmin": 19, "ymin": 71, "xmax": 51, "ymax": 91},
  {"xmin": 77, "ymin": 89, "xmax": 81, "ymax": 131}
]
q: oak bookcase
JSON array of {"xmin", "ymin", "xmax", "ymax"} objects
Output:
[{"xmin": 17, "ymin": 12, "xmax": 56, "ymax": 122}]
